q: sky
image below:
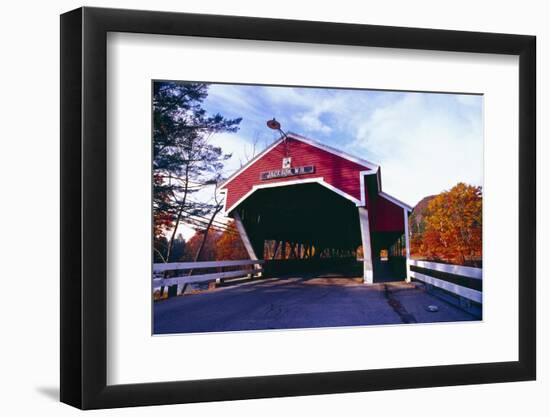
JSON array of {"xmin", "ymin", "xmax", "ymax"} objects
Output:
[{"xmin": 177, "ymin": 82, "xmax": 483, "ymax": 239}]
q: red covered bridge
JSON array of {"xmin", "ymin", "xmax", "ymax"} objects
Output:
[{"xmin": 219, "ymin": 132, "xmax": 412, "ymax": 283}]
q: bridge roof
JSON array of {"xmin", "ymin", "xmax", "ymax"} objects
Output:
[
  {"xmin": 220, "ymin": 132, "xmax": 412, "ymax": 214},
  {"xmin": 219, "ymin": 132, "xmax": 379, "ymax": 190}
]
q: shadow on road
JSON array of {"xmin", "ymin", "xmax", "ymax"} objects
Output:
[{"xmin": 154, "ymin": 277, "xmax": 479, "ymax": 335}]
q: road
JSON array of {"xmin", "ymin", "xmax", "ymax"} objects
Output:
[{"xmin": 153, "ymin": 277, "xmax": 478, "ymax": 334}]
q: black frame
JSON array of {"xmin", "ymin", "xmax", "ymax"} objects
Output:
[{"xmin": 60, "ymin": 6, "xmax": 536, "ymax": 409}]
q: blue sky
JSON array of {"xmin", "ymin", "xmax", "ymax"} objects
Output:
[{"xmin": 203, "ymin": 83, "xmax": 483, "ymax": 208}]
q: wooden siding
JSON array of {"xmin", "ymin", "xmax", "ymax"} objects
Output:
[
  {"xmin": 370, "ymin": 191, "xmax": 405, "ymax": 232},
  {"xmin": 223, "ymin": 138, "xmax": 371, "ymax": 210}
]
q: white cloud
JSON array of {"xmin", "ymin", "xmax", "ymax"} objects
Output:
[
  {"xmin": 456, "ymin": 94, "xmax": 482, "ymax": 107},
  {"xmin": 208, "ymin": 87, "xmax": 483, "ymax": 208},
  {"xmin": 209, "ymin": 131, "xmax": 263, "ymax": 176},
  {"xmin": 261, "ymin": 86, "xmax": 311, "ymax": 106},
  {"xmin": 293, "ymin": 112, "xmax": 333, "ymax": 134},
  {"xmin": 350, "ymin": 94, "xmax": 483, "ymax": 206},
  {"xmin": 189, "ymin": 84, "xmax": 483, "ymax": 212},
  {"xmin": 205, "ymin": 84, "xmax": 261, "ymax": 117},
  {"xmin": 262, "ymin": 87, "xmax": 350, "ymax": 135}
]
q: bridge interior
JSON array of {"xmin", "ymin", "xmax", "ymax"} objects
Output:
[{"xmin": 232, "ymin": 183, "xmax": 406, "ymax": 281}]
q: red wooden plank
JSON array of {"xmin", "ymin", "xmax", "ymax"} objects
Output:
[{"xmin": 224, "ymin": 138, "xmax": 372, "ymax": 209}]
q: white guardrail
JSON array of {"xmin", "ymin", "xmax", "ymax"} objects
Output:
[
  {"xmin": 153, "ymin": 259, "xmax": 264, "ymax": 289},
  {"xmin": 409, "ymin": 260, "xmax": 482, "ymax": 304}
]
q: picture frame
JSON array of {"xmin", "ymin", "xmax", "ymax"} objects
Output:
[{"xmin": 60, "ymin": 6, "xmax": 536, "ymax": 409}]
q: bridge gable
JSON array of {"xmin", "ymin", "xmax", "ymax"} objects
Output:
[
  {"xmin": 372, "ymin": 194, "xmax": 407, "ymax": 232},
  {"xmin": 221, "ymin": 136, "xmax": 373, "ymax": 213}
]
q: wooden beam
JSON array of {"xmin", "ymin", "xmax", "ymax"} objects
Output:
[
  {"xmin": 232, "ymin": 211, "xmax": 261, "ymax": 272},
  {"xmin": 271, "ymin": 240, "xmax": 280, "ymax": 260},
  {"xmin": 409, "ymin": 260, "xmax": 482, "ymax": 279},
  {"xmin": 153, "ymin": 268, "xmax": 264, "ymax": 288},
  {"xmin": 358, "ymin": 207, "xmax": 374, "ymax": 284},
  {"xmin": 154, "ymin": 259, "xmax": 264, "ymax": 272},
  {"xmin": 290, "ymin": 242, "xmax": 298, "ymax": 259},
  {"xmin": 410, "ymin": 271, "xmax": 482, "ymax": 303}
]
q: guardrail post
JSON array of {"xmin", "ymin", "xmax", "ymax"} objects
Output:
[{"xmin": 167, "ymin": 284, "xmax": 178, "ymax": 298}]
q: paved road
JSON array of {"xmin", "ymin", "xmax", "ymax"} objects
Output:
[{"xmin": 153, "ymin": 277, "xmax": 478, "ymax": 335}]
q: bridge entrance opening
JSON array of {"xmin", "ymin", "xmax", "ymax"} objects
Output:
[
  {"xmin": 371, "ymin": 231, "xmax": 407, "ymax": 282},
  {"xmin": 231, "ymin": 182, "xmax": 365, "ymax": 279}
]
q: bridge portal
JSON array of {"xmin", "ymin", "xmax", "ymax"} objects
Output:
[{"xmin": 220, "ymin": 132, "xmax": 412, "ymax": 283}]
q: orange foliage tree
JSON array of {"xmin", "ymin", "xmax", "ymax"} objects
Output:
[
  {"xmin": 215, "ymin": 222, "xmax": 248, "ymax": 260},
  {"xmin": 179, "ymin": 221, "xmax": 248, "ymax": 261},
  {"xmin": 411, "ymin": 183, "xmax": 482, "ymax": 265},
  {"xmin": 182, "ymin": 229, "xmax": 220, "ymax": 261}
]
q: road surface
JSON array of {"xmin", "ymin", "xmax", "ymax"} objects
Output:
[{"xmin": 153, "ymin": 277, "xmax": 478, "ymax": 334}]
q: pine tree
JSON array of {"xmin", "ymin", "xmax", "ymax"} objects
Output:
[{"xmin": 153, "ymin": 81, "xmax": 242, "ymax": 262}]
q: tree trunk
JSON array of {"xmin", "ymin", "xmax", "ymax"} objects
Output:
[
  {"xmin": 160, "ymin": 164, "xmax": 190, "ymax": 298},
  {"xmin": 182, "ymin": 204, "xmax": 223, "ymax": 295},
  {"xmin": 193, "ymin": 205, "xmax": 223, "ymax": 263},
  {"xmin": 165, "ymin": 164, "xmax": 190, "ymax": 263}
]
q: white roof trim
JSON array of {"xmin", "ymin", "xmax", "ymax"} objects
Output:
[
  {"xmin": 219, "ymin": 136, "xmax": 285, "ymax": 189},
  {"xmin": 224, "ymin": 177, "xmax": 362, "ymax": 215},
  {"xmin": 359, "ymin": 170, "xmax": 377, "ymax": 206},
  {"xmin": 223, "ymin": 175, "xmax": 413, "ymax": 215},
  {"xmin": 379, "ymin": 191, "xmax": 413, "ymax": 211},
  {"xmin": 219, "ymin": 189, "xmax": 228, "ymax": 217},
  {"xmin": 285, "ymin": 132, "xmax": 379, "ymax": 171},
  {"xmin": 219, "ymin": 132, "xmax": 378, "ymax": 189}
]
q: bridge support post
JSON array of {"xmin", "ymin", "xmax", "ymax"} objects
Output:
[
  {"xmin": 358, "ymin": 207, "xmax": 374, "ymax": 284},
  {"xmin": 232, "ymin": 211, "xmax": 262, "ymax": 276},
  {"xmin": 403, "ymin": 208, "xmax": 411, "ymax": 282}
]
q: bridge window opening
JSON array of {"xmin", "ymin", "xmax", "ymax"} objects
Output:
[
  {"xmin": 356, "ymin": 245, "xmax": 364, "ymax": 261},
  {"xmin": 389, "ymin": 234, "xmax": 406, "ymax": 257}
]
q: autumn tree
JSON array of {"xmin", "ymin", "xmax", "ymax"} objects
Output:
[
  {"xmin": 182, "ymin": 229, "xmax": 221, "ymax": 261},
  {"xmin": 411, "ymin": 183, "xmax": 482, "ymax": 265},
  {"xmin": 174, "ymin": 221, "xmax": 247, "ymax": 262},
  {"xmin": 216, "ymin": 221, "xmax": 248, "ymax": 260},
  {"xmin": 188, "ymin": 177, "xmax": 226, "ymax": 264},
  {"xmin": 191, "ymin": 135, "xmax": 263, "ymax": 263},
  {"xmin": 409, "ymin": 195, "xmax": 433, "ymax": 258}
]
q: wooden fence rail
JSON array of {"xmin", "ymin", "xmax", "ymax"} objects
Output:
[
  {"xmin": 153, "ymin": 259, "xmax": 264, "ymax": 292},
  {"xmin": 409, "ymin": 260, "xmax": 482, "ymax": 280},
  {"xmin": 409, "ymin": 259, "xmax": 482, "ymax": 305}
]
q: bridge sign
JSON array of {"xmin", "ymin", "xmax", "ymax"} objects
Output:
[{"xmin": 260, "ymin": 165, "xmax": 315, "ymax": 180}]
